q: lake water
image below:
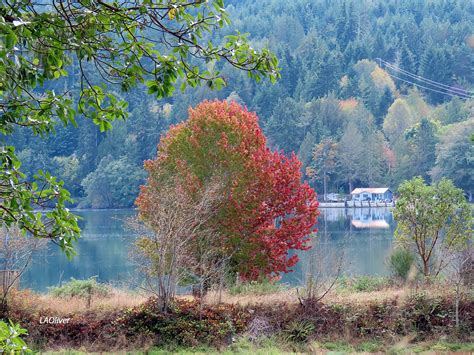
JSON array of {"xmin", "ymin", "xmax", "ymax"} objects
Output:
[{"xmin": 22, "ymin": 208, "xmax": 396, "ymax": 292}]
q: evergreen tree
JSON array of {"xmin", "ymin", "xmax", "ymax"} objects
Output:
[
  {"xmin": 310, "ymin": 138, "xmax": 338, "ymax": 200},
  {"xmin": 265, "ymin": 98, "xmax": 305, "ymax": 153},
  {"xmin": 336, "ymin": 1, "xmax": 348, "ymax": 46},
  {"xmin": 419, "ymin": 46, "xmax": 454, "ymax": 103},
  {"xmin": 298, "ymin": 132, "xmax": 316, "ymax": 171},
  {"xmin": 398, "ymin": 37, "xmax": 417, "ymax": 74},
  {"xmin": 405, "ymin": 118, "xmax": 438, "ymax": 182},
  {"xmin": 337, "ymin": 121, "xmax": 364, "ymax": 192},
  {"xmin": 346, "ymin": 2, "xmax": 358, "ymax": 41},
  {"xmin": 432, "ymin": 119, "xmax": 474, "ymax": 201},
  {"xmin": 375, "ymin": 88, "xmax": 394, "ymax": 127}
]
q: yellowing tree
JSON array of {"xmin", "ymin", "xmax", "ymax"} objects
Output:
[
  {"xmin": 370, "ymin": 66, "xmax": 396, "ymax": 93},
  {"xmin": 383, "ymin": 98, "xmax": 416, "ymax": 143}
]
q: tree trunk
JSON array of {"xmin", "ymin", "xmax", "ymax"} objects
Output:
[
  {"xmin": 455, "ymin": 296, "xmax": 460, "ymax": 328},
  {"xmin": 218, "ymin": 268, "xmax": 224, "ymax": 304},
  {"xmin": 323, "ymin": 173, "xmax": 328, "ymax": 201},
  {"xmin": 423, "ymin": 259, "xmax": 430, "ymax": 277}
]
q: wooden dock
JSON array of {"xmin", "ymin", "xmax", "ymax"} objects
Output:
[{"xmin": 319, "ymin": 201, "xmax": 395, "ymax": 208}]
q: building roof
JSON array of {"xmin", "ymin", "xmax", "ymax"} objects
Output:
[
  {"xmin": 351, "ymin": 220, "xmax": 390, "ymax": 229},
  {"xmin": 351, "ymin": 187, "xmax": 390, "ymax": 194}
]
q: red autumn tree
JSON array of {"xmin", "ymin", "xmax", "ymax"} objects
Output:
[{"xmin": 136, "ymin": 100, "xmax": 319, "ymax": 280}]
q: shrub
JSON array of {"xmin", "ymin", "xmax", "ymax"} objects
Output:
[
  {"xmin": 387, "ymin": 248, "xmax": 416, "ymax": 280},
  {"xmin": 405, "ymin": 293, "xmax": 451, "ymax": 334},
  {"xmin": 283, "ymin": 320, "xmax": 315, "ymax": 343},
  {"xmin": 48, "ymin": 277, "xmax": 110, "ymax": 308},
  {"xmin": 117, "ymin": 298, "xmax": 250, "ymax": 348},
  {"xmin": 338, "ymin": 276, "xmax": 388, "ymax": 292},
  {"xmin": 355, "ymin": 276, "xmax": 388, "ymax": 291},
  {"xmin": 0, "ymin": 320, "xmax": 29, "ymax": 352}
]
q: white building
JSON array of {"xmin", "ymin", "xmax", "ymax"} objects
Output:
[{"xmin": 350, "ymin": 187, "xmax": 393, "ymax": 202}]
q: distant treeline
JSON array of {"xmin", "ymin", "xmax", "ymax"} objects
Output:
[{"xmin": 10, "ymin": 0, "xmax": 473, "ymax": 207}]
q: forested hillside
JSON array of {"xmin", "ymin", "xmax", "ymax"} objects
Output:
[{"xmin": 10, "ymin": 0, "xmax": 473, "ymax": 207}]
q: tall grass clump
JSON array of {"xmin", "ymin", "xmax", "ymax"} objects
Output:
[{"xmin": 387, "ymin": 248, "xmax": 416, "ymax": 281}]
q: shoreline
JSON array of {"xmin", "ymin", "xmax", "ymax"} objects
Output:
[{"xmin": 319, "ymin": 201, "xmax": 395, "ymax": 208}]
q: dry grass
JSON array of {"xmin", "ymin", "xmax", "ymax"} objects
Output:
[
  {"xmin": 11, "ymin": 288, "xmax": 148, "ymax": 314},
  {"xmin": 203, "ymin": 288, "xmax": 299, "ymax": 306},
  {"xmin": 203, "ymin": 282, "xmax": 453, "ymax": 307},
  {"xmin": 10, "ymin": 281, "xmax": 456, "ymax": 315}
]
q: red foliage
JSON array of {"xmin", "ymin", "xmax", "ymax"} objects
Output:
[{"xmin": 136, "ymin": 100, "xmax": 319, "ymax": 280}]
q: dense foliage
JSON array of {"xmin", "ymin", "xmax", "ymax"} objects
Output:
[
  {"xmin": 0, "ymin": 0, "xmax": 278, "ymax": 246},
  {"xmin": 8, "ymin": 0, "xmax": 474, "ymax": 208},
  {"xmin": 0, "ymin": 320, "xmax": 29, "ymax": 353},
  {"xmin": 137, "ymin": 100, "xmax": 318, "ymax": 279},
  {"xmin": 394, "ymin": 177, "xmax": 472, "ymax": 277}
]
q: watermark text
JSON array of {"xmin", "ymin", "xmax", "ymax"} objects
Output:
[{"xmin": 39, "ymin": 316, "xmax": 71, "ymax": 325}]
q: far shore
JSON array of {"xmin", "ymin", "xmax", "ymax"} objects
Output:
[{"xmin": 319, "ymin": 201, "xmax": 395, "ymax": 208}]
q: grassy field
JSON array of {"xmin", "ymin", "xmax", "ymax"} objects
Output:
[{"xmin": 34, "ymin": 339, "xmax": 474, "ymax": 354}]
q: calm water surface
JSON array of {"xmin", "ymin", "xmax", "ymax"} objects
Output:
[{"xmin": 23, "ymin": 208, "xmax": 396, "ymax": 292}]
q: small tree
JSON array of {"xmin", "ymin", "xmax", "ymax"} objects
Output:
[
  {"xmin": 446, "ymin": 248, "xmax": 473, "ymax": 329},
  {"xmin": 136, "ymin": 101, "xmax": 318, "ymax": 281},
  {"xmin": 132, "ymin": 177, "xmax": 228, "ymax": 311},
  {"xmin": 309, "ymin": 138, "xmax": 338, "ymax": 201},
  {"xmin": 0, "ymin": 225, "xmax": 47, "ymax": 316},
  {"xmin": 393, "ymin": 177, "xmax": 472, "ymax": 277},
  {"xmin": 297, "ymin": 235, "xmax": 345, "ymax": 305}
]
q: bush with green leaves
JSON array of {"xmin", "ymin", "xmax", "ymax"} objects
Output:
[
  {"xmin": 283, "ymin": 320, "xmax": 315, "ymax": 343},
  {"xmin": 338, "ymin": 276, "xmax": 389, "ymax": 292},
  {"xmin": 387, "ymin": 248, "xmax": 416, "ymax": 281},
  {"xmin": 353, "ymin": 276, "xmax": 388, "ymax": 292},
  {"xmin": 0, "ymin": 320, "xmax": 30, "ymax": 353},
  {"xmin": 49, "ymin": 277, "xmax": 110, "ymax": 308}
]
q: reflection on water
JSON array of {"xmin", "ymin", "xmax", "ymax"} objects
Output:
[
  {"xmin": 280, "ymin": 207, "xmax": 395, "ymax": 286},
  {"xmin": 349, "ymin": 208, "xmax": 392, "ymax": 229},
  {"xmin": 23, "ymin": 208, "xmax": 395, "ymax": 292}
]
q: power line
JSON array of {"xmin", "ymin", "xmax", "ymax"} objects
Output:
[
  {"xmin": 386, "ymin": 65, "xmax": 472, "ymax": 98},
  {"xmin": 384, "ymin": 71, "xmax": 472, "ymax": 100},
  {"xmin": 381, "ymin": 60, "xmax": 472, "ymax": 96},
  {"xmin": 378, "ymin": 58, "xmax": 454, "ymax": 90},
  {"xmin": 379, "ymin": 59, "xmax": 473, "ymax": 99},
  {"xmin": 376, "ymin": 58, "xmax": 473, "ymax": 100}
]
